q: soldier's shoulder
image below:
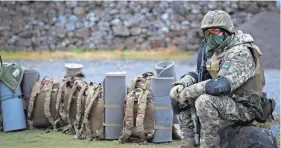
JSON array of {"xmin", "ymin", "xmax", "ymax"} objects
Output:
[{"xmin": 227, "ymin": 44, "xmax": 252, "ymax": 58}]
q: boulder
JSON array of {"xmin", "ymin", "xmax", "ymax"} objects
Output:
[{"xmin": 219, "ymin": 125, "xmax": 278, "ymax": 148}]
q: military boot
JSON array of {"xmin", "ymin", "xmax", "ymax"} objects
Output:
[
  {"xmin": 178, "ymin": 109, "xmax": 195, "ymax": 148},
  {"xmin": 178, "ymin": 138, "xmax": 195, "ymax": 148}
]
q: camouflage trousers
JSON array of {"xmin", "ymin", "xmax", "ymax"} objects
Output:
[{"xmin": 178, "ymin": 94, "xmax": 255, "ymax": 148}]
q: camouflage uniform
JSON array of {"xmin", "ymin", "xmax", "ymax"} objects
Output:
[{"xmin": 171, "ymin": 10, "xmax": 264, "ymax": 148}]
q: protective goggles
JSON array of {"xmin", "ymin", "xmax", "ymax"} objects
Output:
[{"xmin": 203, "ymin": 28, "xmax": 225, "ymax": 37}]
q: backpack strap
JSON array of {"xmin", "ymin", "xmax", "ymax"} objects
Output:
[
  {"xmin": 43, "ymin": 78, "xmax": 55, "ymax": 130},
  {"xmin": 27, "ymin": 81, "xmax": 41, "ymax": 129},
  {"xmin": 118, "ymin": 90, "xmax": 136, "ymax": 143},
  {"xmin": 78, "ymin": 84, "xmax": 101, "ymax": 139},
  {"xmin": 73, "ymin": 84, "xmax": 87, "ymax": 139},
  {"xmin": 62, "ymin": 80, "xmax": 81, "ymax": 133},
  {"xmin": 135, "ymin": 89, "xmax": 149, "ymax": 142},
  {"xmin": 129, "ymin": 77, "xmax": 139, "ymax": 93},
  {"xmin": 54, "ymin": 81, "xmax": 67, "ymax": 130}
]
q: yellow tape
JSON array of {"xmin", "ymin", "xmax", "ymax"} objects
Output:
[
  {"xmin": 154, "ymin": 106, "xmax": 172, "ymax": 110},
  {"xmin": 104, "ymin": 104, "xmax": 122, "ymax": 108},
  {"xmin": 154, "ymin": 126, "xmax": 172, "ymax": 131}
]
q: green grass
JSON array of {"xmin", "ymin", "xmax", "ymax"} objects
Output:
[
  {"xmin": 0, "ymin": 49, "xmax": 196, "ymax": 61},
  {"xmin": 0, "ymin": 129, "xmax": 181, "ymax": 148}
]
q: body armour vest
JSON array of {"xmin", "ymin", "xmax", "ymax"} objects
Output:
[{"xmin": 205, "ymin": 43, "xmax": 265, "ymax": 97}]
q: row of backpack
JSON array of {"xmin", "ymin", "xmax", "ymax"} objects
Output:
[
  {"xmin": 26, "ymin": 73, "xmax": 105, "ymax": 141},
  {"xmin": 23, "ymin": 71, "xmax": 174, "ymax": 143}
]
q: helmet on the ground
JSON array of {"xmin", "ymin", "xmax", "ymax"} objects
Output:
[{"xmin": 201, "ymin": 10, "xmax": 235, "ymax": 33}]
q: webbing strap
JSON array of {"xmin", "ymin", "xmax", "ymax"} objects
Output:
[
  {"xmin": 27, "ymin": 81, "xmax": 41, "ymax": 129},
  {"xmin": 135, "ymin": 90, "xmax": 148, "ymax": 141},
  {"xmin": 66, "ymin": 80, "xmax": 79, "ymax": 129},
  {"xmin": 77, "ymin": 85, "xmax": 101, "ymax": 139},
  {"xmin": 43, "ymin": 78, "xmax": 55, "ymax": 129},
  {"xmin": 54, "ymin": 81, "xmax": 67, "ymax": 128},
  {"xmin": 76, "ymin": 85, "xmax": 94, "ymax": 138},
  {"xmin": 154, "ymin": 126, "xmax": 173, "ymax": 131},
  {"xmin": 154, "ymin": 106, "xmax": 173, "ymax": 110},
  {"xmin": 83, "ymin": 85, "xmax": 101, "ymax": 138},
  {"xmin": 104, "ymin": 104, "xmax": 122, "ymax": 108},
  {"xmin": 129, "ymin": 77, "xmax": 139, "ymax": 93},
  {"xmin": 73, "ymin": 85, "xmax": 87, "ymax": 137},
  {"xmin": 119, "ymin": 94, "xmax": 135, "ymax": 142}
]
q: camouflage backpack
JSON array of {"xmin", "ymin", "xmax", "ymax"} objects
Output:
[
  {"xmin": 74, "ymin": 82, "xmax": 104, "ymax": 140},
  {"xmin": 27, "ymin": 77, "xmax": 60, "ymax": 129},
  {"xmin": 54, "ymin": 76, "xmax": 86, "ymax": 134},
  {"xmin": 119, "ymin": 72, "xmax": 156, "ymax": 144}
]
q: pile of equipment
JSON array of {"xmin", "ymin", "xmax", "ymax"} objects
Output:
[{"xmin": 0, "ymin": 59, "xmax": 179, "ymax": 144}]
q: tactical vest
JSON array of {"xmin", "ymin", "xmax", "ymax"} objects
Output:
[
  {"xmin": 119, "ymin": 72, "xmax": 156, "ymax": 144},
  {"xmin": 27, "ymin": 77, "xmax": 60, "ymax": 129},
  {"xmin": 205, "ymin": 43, "xmax": 265, "ymax": 97}
]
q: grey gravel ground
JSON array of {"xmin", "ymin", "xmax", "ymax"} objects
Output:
[{"xmin": 15, "ymin": 59, "xmax": 280, "ymax": 137}]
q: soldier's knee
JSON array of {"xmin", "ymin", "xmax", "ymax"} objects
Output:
[{"xmin": 195, "ymin": 94, "xmax": 215, "ymax": 113}]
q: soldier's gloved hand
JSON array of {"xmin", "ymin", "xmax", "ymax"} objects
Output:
[
  {"xmin": 178, "ymin": 86, "xmax": 193, "ymax": 105},
  {"xmin": 170, "ymin": 83, "xmax": 185, "ymax": 100},
  {"xmin": 178, "ymin": 80, "xmax": 209, "ymax": 105}
]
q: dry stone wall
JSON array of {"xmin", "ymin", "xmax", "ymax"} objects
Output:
[{"xmin": 0, "ymin": 1, "xmax": 278, "ymax": 52}]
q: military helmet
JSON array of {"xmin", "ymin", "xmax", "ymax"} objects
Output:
[{"xmin": 201, "ymin": 10, "xmax": 235, "ymax": 33}]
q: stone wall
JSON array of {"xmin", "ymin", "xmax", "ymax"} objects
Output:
[{"xmin": 0, "ymin": 1, "xmax": 278, "ymax": 52}]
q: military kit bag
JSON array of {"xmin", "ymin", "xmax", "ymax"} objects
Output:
[
  {"xmin": 54, "ymin": 76, "xmax": 86, "ymax": 134},
  {"xmin": 119, "ymin": 72, "xmax": 156, "ymax": 144},
  {"xmin": 27, "ymin": 77, "xmax": 60, "ymax": 129},
  {"xmin": 249, "ymin": 93, "xmax": 276, "ymax": 123},
  {"xmin": 74, "ymin": 82, "xmax": 104, "ymax": 140}
]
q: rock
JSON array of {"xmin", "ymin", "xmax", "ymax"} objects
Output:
[
  {"xmin": 245, "ymin": 2, "xmax": 260, "ymax": 14},
  {"xmin": 124, "ymin": 38, "xmax": 135, "ymax": 49},
  {"xmin": 111, "ymin": 18, "xmax": 122, "ymax": 26},
  {"xmin": 67, "ymin": 32, "xmax": 74, "ymax": 38},
  {"xmin": 165, "ymin": 30, "xmax": 184, "ymax": 37},
  {"xmin": 130, "ymin": 27, "xmax": 142, "ymax": 36},
  {"xmin": 0, "ymin": 26, "xmax": 10, "ymax": 31},
  {"xmin": 75, "ymin": 28, "xmax": 91, "ymax": 39},
  {"xmin": 66, "ymin": 45, "xmax": 76, "ymax": 51},
  {"xmin": 152, "ymin": 7, "xmax": 165, "ymax": 15},
  {"xmin": 151, "ymin": 39, "xmax": 165, "ymax": 48},
  {"xmin": 139, "ymin": 41, "xmax": 151, "ymax": 50},
  {"xmin": 3, "ymin": 45, "xmax": 15, "ymax": 52},
  {"xmin": 8, "ymin": 35, "xmax": 18, "ymax": 44},
  {"xmin": 219, "ymin": 125, "xmax": 278, "ymax": 148},
  {"xmin": 16, "ymin": 38, "xmax": 31, "ymax": 47},
  {"xmin": 97, "ymin": 21, "xmax": 110, "ymax": 30},
  {"xmin": 65, "ymin": 22, "xmax": 76, "ymax": 31},
  {"xmin": 237, "ymin": 1, "xmax": 251, "ymax": 10},
  {"xmin": 92, "ymin": 30, "xmax": 108, "ymax": 38},
  {"xmin": 66, "ymin": 1, "xmax": 78, "ymax": 8},
  {"xmin": 112, "ymin": 26, "xmax": 130, "ymax": 37},
  {"xmin": 172, "ymin": 37, "xmax": 186, "ymax": 46},
  {"xmin": 161, "ymin": 13, "xmax": 169, "ymax": 21},
  {"xmin": 37, "ymin": 45, "xmax": 50, "ymax": 51}
]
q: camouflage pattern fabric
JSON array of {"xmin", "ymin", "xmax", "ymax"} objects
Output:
[
  {"xmin": 178, "ymin": 108, "xmax": 194, "ymax": 139},
  {"xmin": 195, "ymin": 94, "xmax": 255, "ymax": 148},
  {"xmin": 174, "ymin": 73, "xmax": 197, "ymax": 87},
  {"xmin": 173, "ymin": 9, "xmax": 261, "ymax": 147}
]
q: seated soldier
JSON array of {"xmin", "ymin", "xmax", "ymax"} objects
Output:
[{"xmin": 170, "ymin": 10, "xmax": 267, "ymax": 148}]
